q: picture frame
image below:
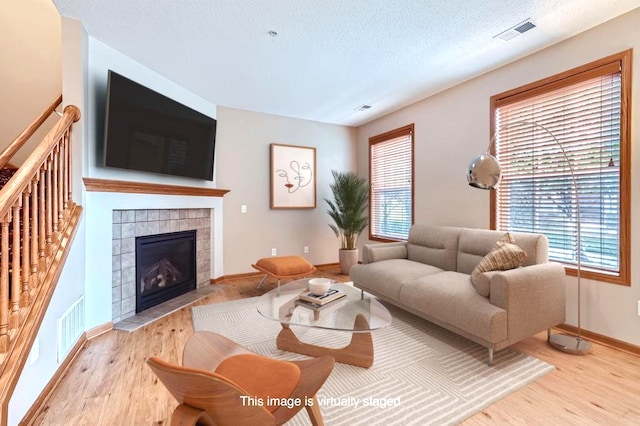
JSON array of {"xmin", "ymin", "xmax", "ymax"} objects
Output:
[{"xmin": 270, "ymin": 143, "xmax": 316, "ymax": 209}]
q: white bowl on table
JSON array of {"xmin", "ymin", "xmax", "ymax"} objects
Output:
[{"xmin": 308, "ymin": 278, "xmax": 331, "ymax": 295}]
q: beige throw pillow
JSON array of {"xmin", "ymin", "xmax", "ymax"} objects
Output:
[
  {"xmin": 495, "ymin": 232, "xmax": 516, "ymax": 246},
  {"xmin": 470, "ymin": 233, "xmax": 526, "ymax": 297}
]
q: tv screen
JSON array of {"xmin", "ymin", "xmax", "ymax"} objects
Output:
[{"xmin": 103, "ymin": 70, "xmax": 216, "ymax": 181}]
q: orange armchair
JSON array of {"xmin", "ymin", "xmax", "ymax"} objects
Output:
[{"xmin": 146, "ymin": 331, "xmax": 334, "ymax": 426}]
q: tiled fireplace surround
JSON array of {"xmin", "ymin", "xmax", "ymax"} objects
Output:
[{"xmin": 111, "ymin": 208, "xmax": 212, "ymax": 323}]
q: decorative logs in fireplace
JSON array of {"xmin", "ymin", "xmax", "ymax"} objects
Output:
[
  {"xmin": 135, "ymin": 230, "xmax": 196, "ymax": 313},
  {"xmin": 141, "ymin": 258, "xmax": 183, "ymax": 292}
]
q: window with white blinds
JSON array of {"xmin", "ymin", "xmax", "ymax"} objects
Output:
[
  {"xmin": 491, "ymin": 51, "xmax": 631, "ymax": 285},
  {"xmin": 369, "ymin": 124, "xmax": 414, "ymax": 241}
]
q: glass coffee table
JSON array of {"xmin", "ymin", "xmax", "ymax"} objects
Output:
[{"xmin": 256, "ymin": 278, "xmax": 392, "ymax": 368}]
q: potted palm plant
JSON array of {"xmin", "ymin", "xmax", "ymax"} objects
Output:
[{"xmin": 325, "ymin": 170, "xmax": 369, "ymax": 274}]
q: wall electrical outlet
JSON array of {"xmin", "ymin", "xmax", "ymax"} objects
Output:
[
  {"xmin": 304, "ymin": 246, "xmax": 309, "ymax": 253},
  {"xmin": 271, "ymin": 248, "xmax": 277, "ymax": 256},
  {"xmin": 637, "ymin": 300, "xmax": 640, "ymax": 317},
  {"xmin": 241, "ymin": 205, "xmax": 247, "ymax": 213}
]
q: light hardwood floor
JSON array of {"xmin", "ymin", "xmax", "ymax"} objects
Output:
[{"xmin": 29, "ymin": 267, "xmax": 640, "ymax": 425}]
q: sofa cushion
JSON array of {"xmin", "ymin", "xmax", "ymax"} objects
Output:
[
  {"xmin": 470, "ymin": 242, "xmax": 526, "ymax": 295},
  {"xmin": 407, "ymin": 224, "xmax": 461, "ymax": 271},
  {"xmin": 363, "ymin": 241, "xmax": 407, "ymax": 263},
  {"xmin": 350, "ymin": 259, "xmax": 444, "ymax": 300},
  {"xmin": 472, "ymin": 270, "xmax": 501, "ymax": 298},
  {"xmin": 398, "ymin": 271, "xmax": 507, "ymax": 343}
]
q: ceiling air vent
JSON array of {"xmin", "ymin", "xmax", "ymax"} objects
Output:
[
  {"xmin": 495, "ymin": 19, "xmax": 536, "ymax": 42},
  {"xmin": 354, "ymin": 104, "xmax": 372, "ymax": 112}
]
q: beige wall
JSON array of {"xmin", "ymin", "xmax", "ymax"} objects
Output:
[
  {"xmin": 0, "ymin": 0, "xmax": 61, "ymax": 163},
  {"xmin": 217, "ymin": 107, "xmax": 357, "ymax": 275},
  {"xmin": 356, "ymin": 9, "xmax": 640, "ymax": 347}
]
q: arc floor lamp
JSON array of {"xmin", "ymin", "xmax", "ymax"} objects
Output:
[{"xmin": 466, "ymin": 120, "xmax": 591, "ymax": 355}]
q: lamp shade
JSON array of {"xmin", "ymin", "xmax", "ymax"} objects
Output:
[{"xmin": 466, "ymin": 153, "xmax": 501, "ymax": 190}]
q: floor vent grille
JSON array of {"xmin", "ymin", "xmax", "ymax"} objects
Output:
[{"xmin": 57, "ymin": 296, "xmax": 85, "ymax": 362}]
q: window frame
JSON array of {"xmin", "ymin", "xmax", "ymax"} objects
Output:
[
  {"xmin": 368, "ymin": 124, "xmax": 415, "ymax": 242},
  {"xmin": 489, "ymin": 50, "xmax": 632, "ymax": 286}
]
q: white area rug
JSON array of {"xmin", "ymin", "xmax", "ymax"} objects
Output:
[{"xmin": 192, "ymin": 297, "xmax": 553, "ymax": 425}]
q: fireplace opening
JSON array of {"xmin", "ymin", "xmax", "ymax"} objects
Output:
[{"xmin": 136, "ymin": 230, "xmax": 196, "ymax": 313}]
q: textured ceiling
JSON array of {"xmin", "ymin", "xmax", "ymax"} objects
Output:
[{"xmin": 52, "ymin": 1, "xmax": 639, "ymax": 126}]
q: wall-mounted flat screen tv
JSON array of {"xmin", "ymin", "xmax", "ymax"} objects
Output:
[{"xmin": 103, "ymin": 70, "xmax": 216, "ymax": 181}]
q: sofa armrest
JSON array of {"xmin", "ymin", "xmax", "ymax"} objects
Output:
[
  {"xmin": 362, "ymin": 241, "xmax": 408, "ymax": 264},
  {"xmin": 489, "ymin": 262, "xmax": 566, "ymax": 346}
]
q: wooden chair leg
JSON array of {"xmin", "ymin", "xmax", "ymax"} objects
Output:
[{"xmin": 305, "ymin": 396, "xmax": 324, "ymax": 426}]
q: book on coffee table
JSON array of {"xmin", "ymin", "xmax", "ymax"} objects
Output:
[
  {"xmin": 295, "ymin": 296, "xmax": 347, "ymax": 312},
  {"xmin": 299, "ymin": 288, "xmax": 346, "ymax": 305}
]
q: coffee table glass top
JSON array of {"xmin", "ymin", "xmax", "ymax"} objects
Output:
[{"xmin": 256, "ymin": 278, "xmax": 392, "ymax": 332}]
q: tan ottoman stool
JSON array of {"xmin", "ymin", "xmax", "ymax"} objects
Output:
[{"xmin": 252, "ymin": 256, "xmax": 317, "ymax": 290}]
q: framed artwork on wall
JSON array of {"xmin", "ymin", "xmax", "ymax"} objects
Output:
[{"xmin": 270, "ymin": 143, "xmax": 316, "ymax": 209}]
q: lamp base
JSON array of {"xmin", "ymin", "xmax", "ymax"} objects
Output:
[{"xmin": 548, "ymin": 333, "xmax": 592, "ymax": 355}]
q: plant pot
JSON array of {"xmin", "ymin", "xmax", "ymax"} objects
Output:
[{"xmin": 339, "ymin": 249, "xmax": 359, "ymax": 275}]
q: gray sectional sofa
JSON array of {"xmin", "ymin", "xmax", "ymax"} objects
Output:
[{"xmin": 350, "ymin": 224, "xmax": 566, "ymax": 364}]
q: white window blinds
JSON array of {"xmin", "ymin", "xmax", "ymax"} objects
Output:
[
  {"xmin": 494, "ymin": 65, "xmax": 622, "ymax": 275},
  {"xmin": 369, "ymin": 125, "xmax": 414, "ymax": 241}
]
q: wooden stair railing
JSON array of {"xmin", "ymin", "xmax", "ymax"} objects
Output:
[{"xmin": 0, "ymin": 98, "xmax": 82, "ymax": 425}]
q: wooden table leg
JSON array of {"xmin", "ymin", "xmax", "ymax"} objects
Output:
[{"xmin": 276, "ymin": 314, "xmax": 374, "ymax": 368}]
